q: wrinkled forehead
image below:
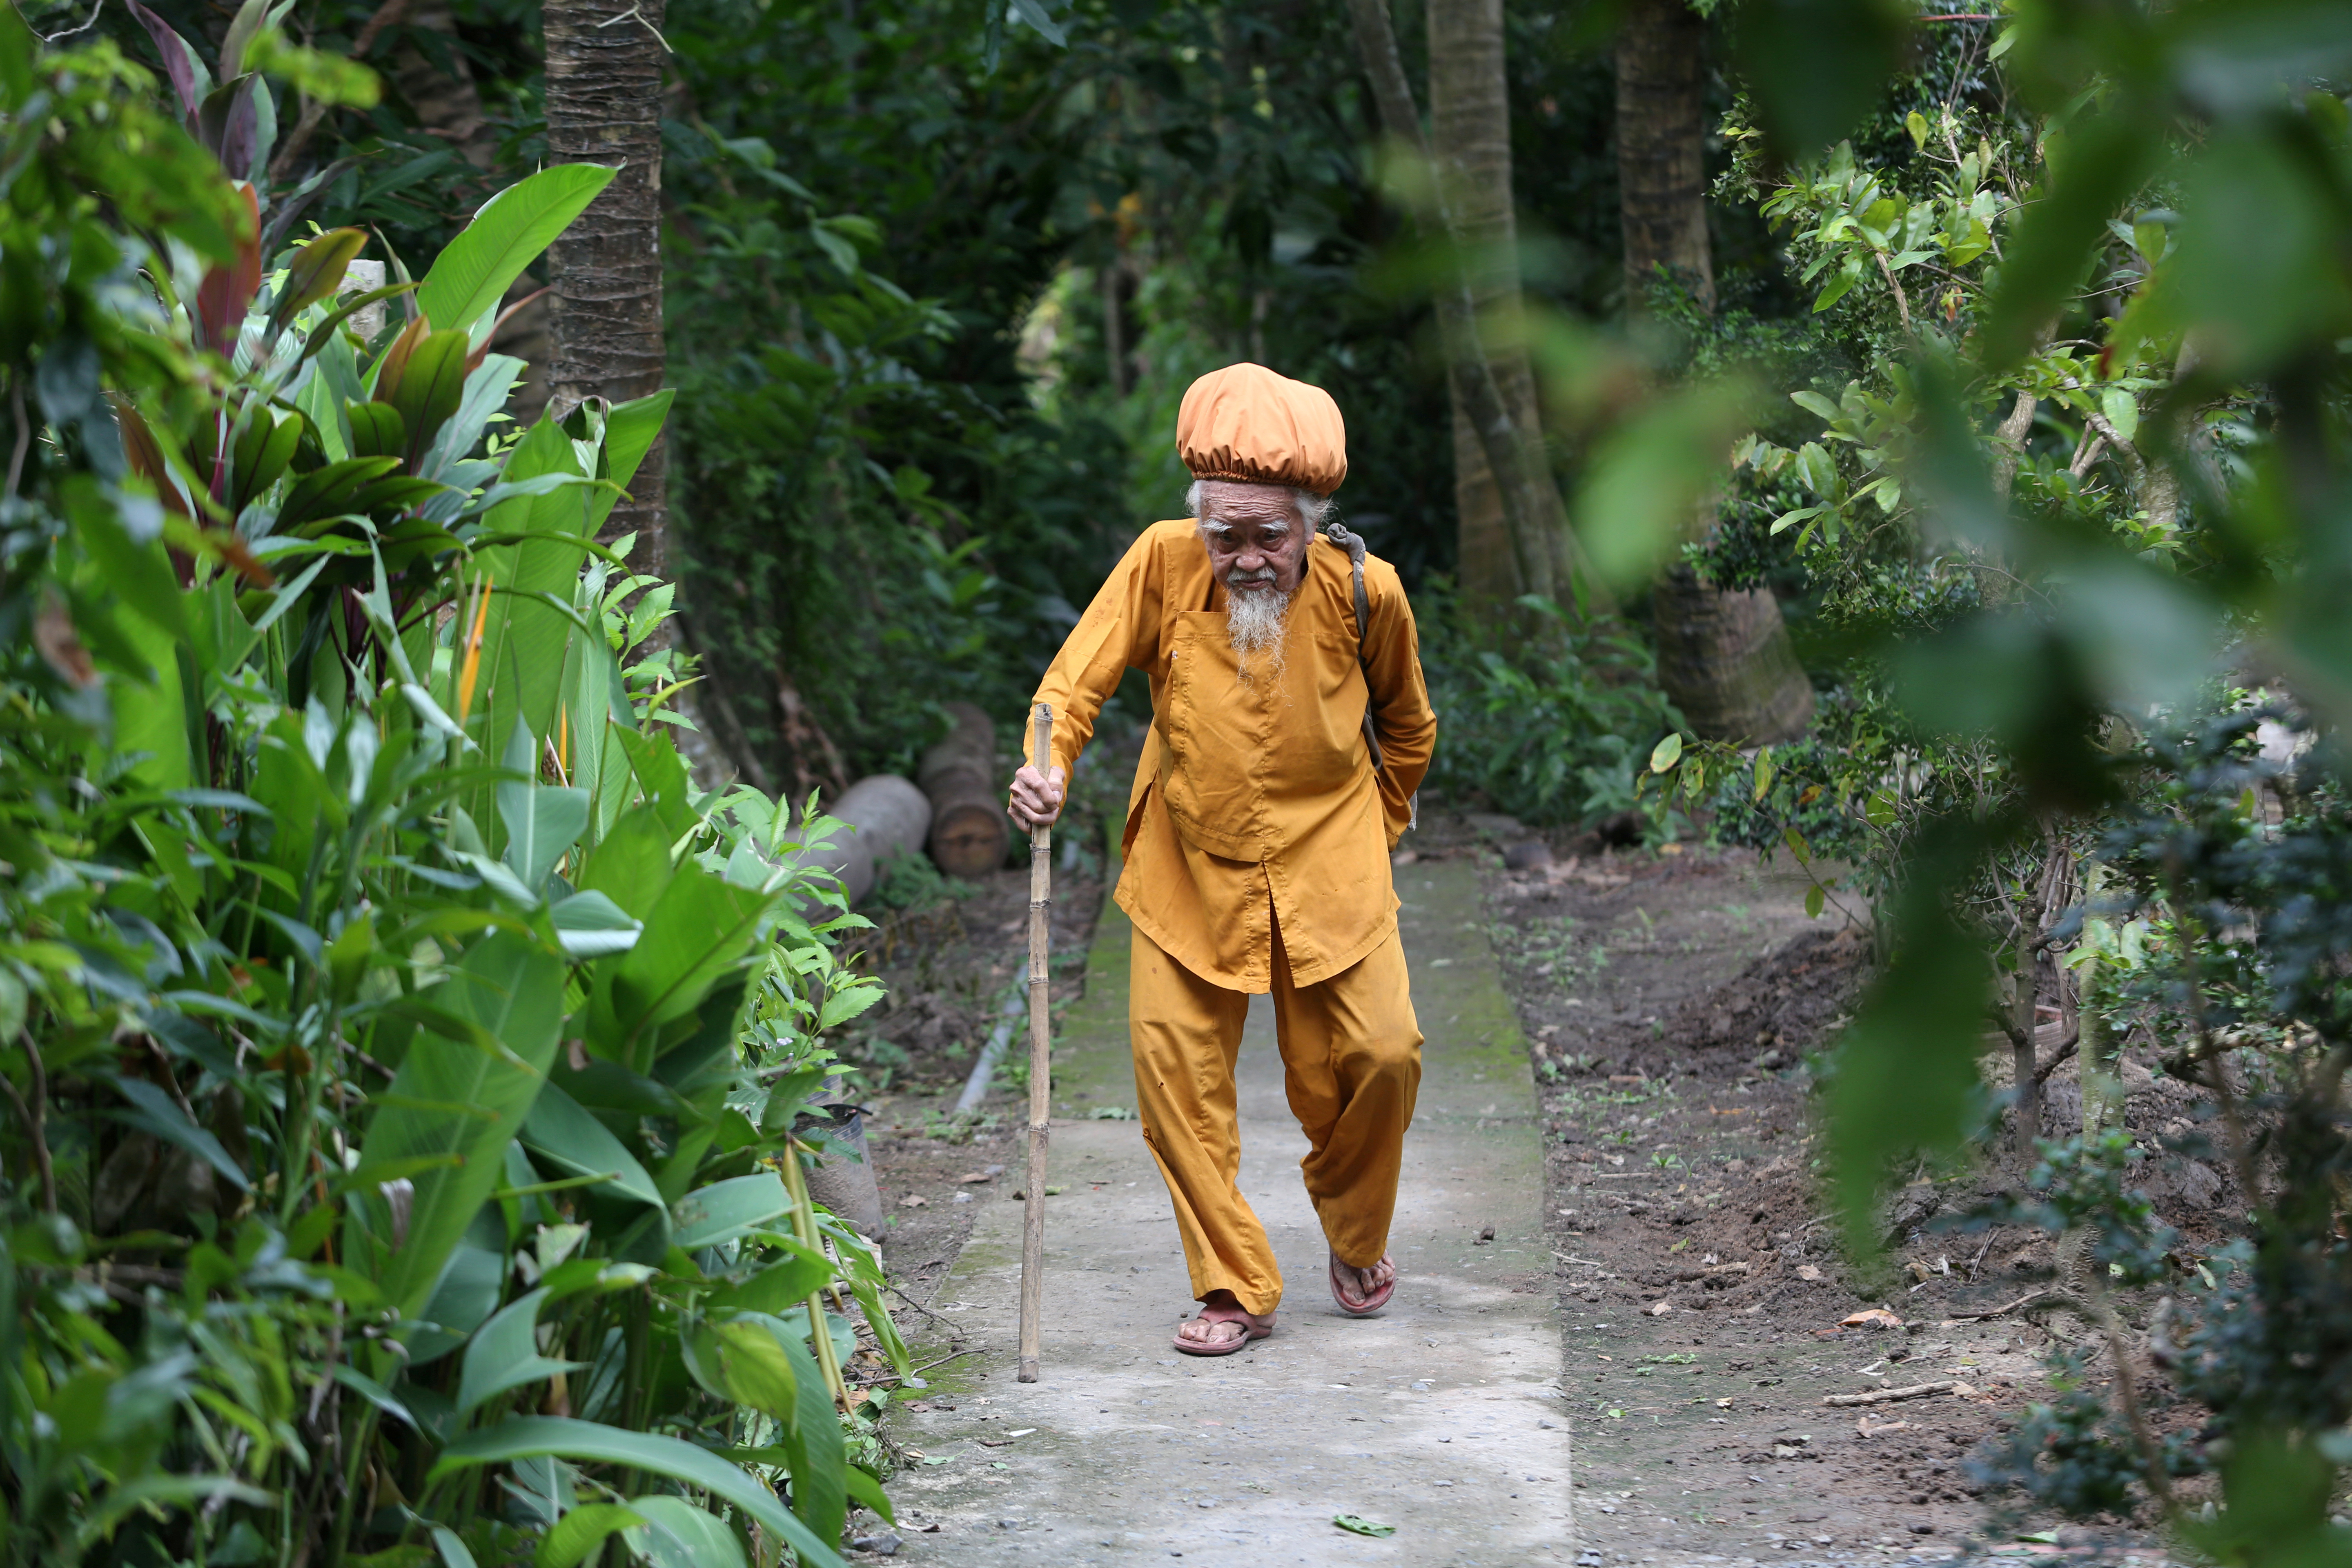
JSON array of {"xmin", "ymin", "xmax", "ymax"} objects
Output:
[{"xmin": 1195, "ymin": 481, "xmax": 1301, "ymax": 534}]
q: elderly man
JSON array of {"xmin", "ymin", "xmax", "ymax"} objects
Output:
[{"xmin": 1007, "ymin": 362, "xmax": 1437, "ymax": 1356}]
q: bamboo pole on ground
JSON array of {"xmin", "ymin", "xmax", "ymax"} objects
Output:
[{"xmin": 1017, "ymin": 703, "xmax": 1054, "ymax": 1383}]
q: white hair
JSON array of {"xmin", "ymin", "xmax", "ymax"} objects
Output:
[{"xmin": 1185, "ymin": 478, "xmax": 1333, "ymax": 532}]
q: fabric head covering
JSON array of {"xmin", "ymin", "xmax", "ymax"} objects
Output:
[{"xmin": 1176, "ymin": 362, "xmax": 1349, "ymax": 496}]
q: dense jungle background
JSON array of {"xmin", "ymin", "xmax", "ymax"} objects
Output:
[
  {"xmin": 107, "ymin": 0, "xmax": 1815, "ymax": 805},
  {"xmin": 9, "ymin": 0, "xmax": 2352, "ymax": 1561}
]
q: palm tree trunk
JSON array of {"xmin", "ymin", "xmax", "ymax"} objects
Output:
[
  {"xmin": 544, "ymin": 0, "xmax": 670, "ymax": 572},
  {"xmin": 1345, "ymin": 0, "xmax": 1614, "ymax": 624},
  {"xmin": 1617, "ymin": 0, "xmax": 1810, "ymax": 741},
  {"xmin": 1430, "ymin": 0, "xmax": 1571, "ymax": 614},
  {"xmin": 1650, "ymin": 564, "xmax": 1813, "ymax": 740},
  {"xmin": 1615, "ymin": 0, "xmax": 1715, "ymax": 312}
]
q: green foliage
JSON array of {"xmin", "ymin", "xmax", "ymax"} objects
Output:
[
  {"xmin": 0, "ymin": 18, "xmax": 892, "ymax": 1564},
  {"xmin": 871, "ymin": 850, "xmax": 972, "ymax": 915},
  {"xmin": 1421, "ymin": 593, "xmax": 1682, "ymax": 829},
  {"xmin": 1618, "ymin": 0, "xmax": 2352, "ymax": 1554}
]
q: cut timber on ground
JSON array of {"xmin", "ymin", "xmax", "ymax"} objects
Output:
[{"xmin": 920, "ymin": 700, "xmax": 1010, "ymax": 876}]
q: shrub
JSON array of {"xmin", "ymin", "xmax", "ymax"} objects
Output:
[{"xmin": 0, "ymin": 14, "xmax": 890, "ymax": 1564}]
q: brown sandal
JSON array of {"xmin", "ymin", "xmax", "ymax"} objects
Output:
[
  {"xmin": 1173, "ymin": 1301, "xmax": 1274, "ymax": 1357},
  {"xmin": 1329, "ymin": 1252, "xmax": 1396, "ymax": 1317}
]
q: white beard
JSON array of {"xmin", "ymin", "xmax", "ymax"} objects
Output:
[{"xmin": 1225, "ymin": 581, "xmax": 1293, "ymax": 679}]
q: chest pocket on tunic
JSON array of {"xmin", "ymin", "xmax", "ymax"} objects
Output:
[{"xmin": 1156, "ymin": 611, "xmax": 1369, "ymax": 860}]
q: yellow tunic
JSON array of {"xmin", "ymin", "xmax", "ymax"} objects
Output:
[{"xmin": 1031, "ymin": 518, "xmax": 1438, "ymax": 992}]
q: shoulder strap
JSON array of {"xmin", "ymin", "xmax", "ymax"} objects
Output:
[
  {"xmin": 1321, "ymin": 521, "xmax": 1372, "ymax": 663},
  {"xmin": 1323, "ymin": 523, "xmax": 1416, "ymax": 832},
  {"xmin": 1321, "ymin": 523, "xmax": 1383, "ymax": 772}
]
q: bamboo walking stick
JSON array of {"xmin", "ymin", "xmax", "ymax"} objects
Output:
[{"xmin": 1017, "ymin": 702, "xmax": 1054, "ymax": 1383}]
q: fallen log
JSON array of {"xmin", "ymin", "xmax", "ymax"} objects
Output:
[
  {"xmin": 1821, "ymin": 1380, "xmax": 1957, "ymax": 1408},
  {"xmin": 920, "ymin": 701, "xmax": 1010, "ymax": 875},
  {"xmin": 789, "ymin": 774, "xmax": 931, "ymax": 909}
]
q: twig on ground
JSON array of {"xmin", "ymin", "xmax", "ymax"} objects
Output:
[
  {"xmin": 1951, "ymin": 1288, "xmax": 2050, "ymax": 1321},
  {"xmin": 1822, "ymin": 1380, "xmax": 1958, "ymax": 1407},
  {"xmin": 903, "ymin": 1348, "xmax": 980, "ymax": 1378},
  {"xmin": 887, "ymin": 1283, "xmax": 953, "ymax": 1327}
]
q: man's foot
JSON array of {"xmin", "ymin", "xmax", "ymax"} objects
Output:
[
  {"xmin": 1328, "ymin": 1251, "xmax": 1396, "ymax": 1316},
  {"xmin": 1173, "ymin": 1290, "xmax": 1274, "ymax": 1357}
]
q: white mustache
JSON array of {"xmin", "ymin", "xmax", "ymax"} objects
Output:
[{"xmin": 1228, "ymin": 570, "xmax": 1279, "ymax": 589}]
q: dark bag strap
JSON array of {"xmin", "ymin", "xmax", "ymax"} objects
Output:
[{"xmin": 1322, "ymin": 523, "xmax": 1418, "ymax": 832}]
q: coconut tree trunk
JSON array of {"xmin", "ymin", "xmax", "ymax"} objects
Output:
[
  {"xmin": 1428, "ymin": 0, "xmax": 1543, "ymax": 612},
  {"xmin": 1615, "ymin": 0, "xmax": 1714, "ymax": 312},
  {"xmin": 1650, "ymin": 565, "xmax": 1813, "ymax": 740},
  {"xmin": 1346, "ymin": 0, "xmax": 1613, "ymax": 625},
  {"xmin": 1616, "ymin": 0, "xmax": 1810, "ymax": 742},
  {"xmin": 544, "ymin": 0, "xmax": 669, "ymax": 572}
]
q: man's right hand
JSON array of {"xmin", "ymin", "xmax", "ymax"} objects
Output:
[{"xmin": 1007, "ymin": 763, "xmax": 1066, "ymax": 830}]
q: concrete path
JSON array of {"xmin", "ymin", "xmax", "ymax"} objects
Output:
[{"xmin": 887, "ymin": 860, "xmax": 1577, "ymax": 1566}]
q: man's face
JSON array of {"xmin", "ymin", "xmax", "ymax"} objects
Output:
[{"xmin": 1196, "ymin": 480, "xmax": 1308, "ymax": 597}]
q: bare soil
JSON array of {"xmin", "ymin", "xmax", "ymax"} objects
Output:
[{"xmin": 1450, "ymin": 812, "xmax": 2225, "ymax": 1564}]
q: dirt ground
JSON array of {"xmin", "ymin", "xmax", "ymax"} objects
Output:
[
  {"xmin": 1448, "ymin": 810, "xmax": 2225, "ymax": 1563},
  {"xmin": 841, "ymin": 786, "xmax": 2216, "ymax": 1562}
]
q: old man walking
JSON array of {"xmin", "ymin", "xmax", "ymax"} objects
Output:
[{"xmin": 1007, "ymin": 363, "xmax": 1437, "ymax": 1356}]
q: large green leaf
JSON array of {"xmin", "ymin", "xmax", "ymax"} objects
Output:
[
  {"xmin": 600, "ymin": 863, "xmax": 778, "ymax": 1069},
  {"xmin": 470, "ymin": 415, "xmax": 593, "ymax": 757},
  {"xmin": 268, "ymin": 227, "xmax": 368, "ymax": 336},
  {"xmin": 497, "ymin": 727, "xmax": 591, "ymax": 890},
  {"xmin": 353, "ymin": 932, "xmax": 565, "ymax": 1317},
  {"xmin": 628, "ymin": 1497, "xmax": 747, "ymax": 1568},
  {"xmin": 672, "ymin": 1172, "xmax": 791, "ymax": 1251},
  {"xmin": 704, "ymin": 1243, "xmax": 836, "ymax": 1319},
  {"xmin": 548, "ymin": 891, "xmax": 641, "ymax": 958},
  {"xmin": 416, "ymin": 165, "xmax": 618, "ymax": 337},
  {"xmin": 101, "ymin": 579, "xmax": 196, "ymax": 793},
  {"xmin": 518, "ymin": 1081, "xmax": 670, "ymax": 1256},
  {"xmin": 428, "ymin": 1416, "xmax": 845, "ymax": 1568},
  {"xmin": 456, "ymin": 1287, "xmax": 585, "ymax": 1414},
  {"xmin": 534, "ymin": 1503, "xmax": 645, "ymax": 1568},
  {"xmin": 588, "ymin": 389, "xmax": 674, "ymax": 536},
  {"xmin": 613, "ymin": 728, "xmax": 695, "ymax": 838},
  {"xmin": 375, "ymin": 328, "xmax": 472, "ymax": 473},
  {"xmin": 410, "ymin": 1205, "xmax": 507, "ymax": 1366},
  {"xmin": 707, "ymin": 1316, "xmax": 798, "ymax": 1425},
  {"xmin": 734, "ymin": 1312, "xmax": 846, "ymax": 1545}
]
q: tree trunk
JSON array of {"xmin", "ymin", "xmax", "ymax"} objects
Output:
[
  {"xmin": 1344, "ymin": 0, "xmax": 1615, "ymax": 624},
  {"xmin": 544, "ymin": 0, "xmax": 670, "ymax": 572},
  {"xmin": 1430, "ymin": 0, "xmax": 1560, "ymax": 613},
  {"xmin": 1429, "ymin": 0, "xmax": 1533, "ymax": 610},
  {"xmin": 1614, "ymin": 0, "xmax": 1811, "ymax": 740},
  {"xmin": 1650, "ymin": 566, "xmax": 1812, "ymax": 741},
  {"xmin": 1102, "ymin": 260, "xmax": 1131, "ymax": 400},
  {"xmin": 1615, "ymin": 0, "xmax": 1715, "ymax": 313}
]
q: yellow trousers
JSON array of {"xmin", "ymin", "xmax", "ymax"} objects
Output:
[{"xmin": 1128, "ymin": 920, "xmax": 1422, "ymax": 1316}]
